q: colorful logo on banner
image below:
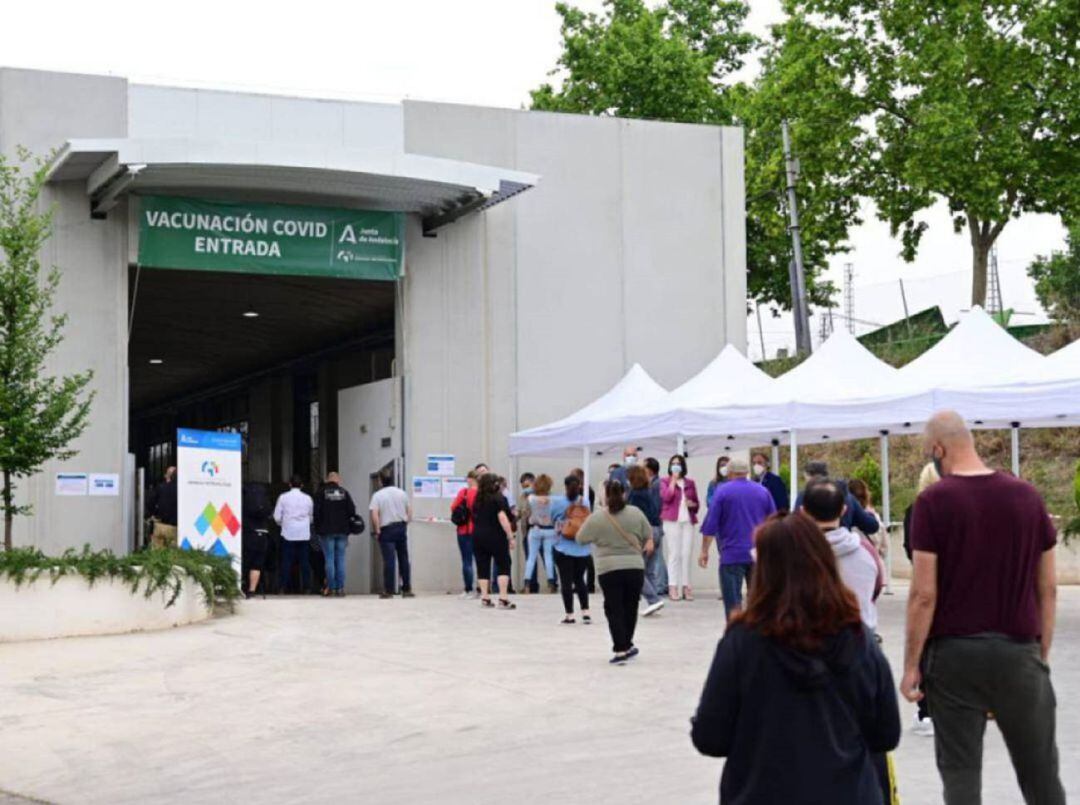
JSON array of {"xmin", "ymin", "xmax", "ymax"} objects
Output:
[
  {"xmin": 194, "ymin": 502, "xmax": 240, "ymax": 538},
  {"xmin": 201, "ymin": 460, "xmax": 220, "ymax": 478}
]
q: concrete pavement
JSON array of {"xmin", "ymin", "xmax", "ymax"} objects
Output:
[{"xmin": 1, "ymin": 587, "xmax": 1078, "ymax": 804}]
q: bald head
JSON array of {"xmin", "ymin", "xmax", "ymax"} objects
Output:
[
  {"xmin": 924, "ymin": 410, "xmax": 986, "ymax": 476},
  {"xmin": 924, "ymin": 411, "xmax": 973, "ymax": 449}
]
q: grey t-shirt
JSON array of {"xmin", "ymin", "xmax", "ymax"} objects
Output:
[{"xmin": 370, "ymin": 486, "xmax": 409, "ymax": 526}]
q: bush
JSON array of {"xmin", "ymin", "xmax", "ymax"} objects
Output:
[
  {"xmin": 850, "ymin": 453, "xmax": 883, "ymax": 504},
  {"xmin": 0, "ymin": 545, "xmax": 239, "ymax": 608}
]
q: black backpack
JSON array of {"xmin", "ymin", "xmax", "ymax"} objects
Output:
[{"xmin": 451, "ymin": 492, "xmax": 472, "ymax": 527}]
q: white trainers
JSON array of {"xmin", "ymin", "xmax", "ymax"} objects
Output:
[
  {"xmin": 643, "ymin": 600, "xmax": 665, "ymax": 617},
  {"xmin": 458, "ymin": 591, "xmax": 473, "ymax": 600},
  {"xmin": 912, "ymin": 713, "xmax": 935, "ymax": 737}
]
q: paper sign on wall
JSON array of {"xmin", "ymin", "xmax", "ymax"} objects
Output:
[
  {"xmin": 426, "ymin": 454, "xmax": 455, "ymax": 476},
  {"xmin": 441, "ymin": 477, "xmax": 468, "ymax": 499},
  {"xmin": 55, "ymin": 473, "xmax": 88, "ymax": 496},
  {"xmin": 88, "ymin": 473, "xmax": 120, "ymax": 496},
  {"xmin": 176, "ymin": 428, "xmax": 243, "ymax": 571},
  {"xmin": 412, "ymin": 476, "xmax": 442, "ymax": 498}
]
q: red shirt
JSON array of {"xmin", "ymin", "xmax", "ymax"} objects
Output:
[
  {"xmin": 451, "ymin": 487, "xmax": 478, "ymax": 536},
  {"xmin": 911, "ymin": 472, "xmax": 1056, "ymax": 641}
]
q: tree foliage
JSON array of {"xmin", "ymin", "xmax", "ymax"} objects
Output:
[
  {"xmin": 0, "ymin": 148, "xmax": 95, "ymax": 550},
  {"xmin": 1027, "ymin": 221, "xmax": 1080, "ymax": 327},
  {"xmin": 785, "ymin": 0, "xmax": 1080, "ymax": 306}
]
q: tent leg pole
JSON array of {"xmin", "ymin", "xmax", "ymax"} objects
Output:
[
  {"xmin": 509, "ymin": 455, "xmax": 519, "ymax": 590},
  {"xmin": 789, "ymin": 430, "xmax": 798, "ymax": 500},
  {"xmin": 676, "ymin": 435, "xmax": 686, "ymax": 456},
  {"xmin": 582, "ymin": 446, "xmax": 591, "ymax": 504},
  {"xmin": 1011, "ymin": 423, "xmax": 1020, "ymax": 478},
  {"xmin": 771, "ymin": 439, "xmax": 780, "ymax": 477},
  {"xmin": 880, "ymin": 432, "xmax": 892, "ymax": 595}
]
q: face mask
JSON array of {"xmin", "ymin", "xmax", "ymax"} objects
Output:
[
  {"xmin": 752, "ymin": 464, "xmax": 766, "ymax": 477},
  {"xmin": 625, "ymin": 455, "xmax": 638, "ymax": 466},
  {"xmin": 522, "ymin": 485, "xmax": 533, "ymax": 494},
  {"xmin": 719, "ymin": 465, "xmax": 729, "ymax": 478},
  {"xmin": 670, "ymin": 464, "xmax": 683, "ymax": 476}
]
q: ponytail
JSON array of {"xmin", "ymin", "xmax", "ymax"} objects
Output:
[{"xmin": 605, "ymin": 480, "xmax": 627, "ymax": 514}]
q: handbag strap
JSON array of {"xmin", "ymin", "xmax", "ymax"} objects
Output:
[{"xmin": 605, "ymin": 509, "xmax": 643, "ymax": 552}]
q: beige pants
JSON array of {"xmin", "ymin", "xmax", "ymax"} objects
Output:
[
  {"xmin": 663, "ymin": 520, "xmax": 695, "ymax": 589},
  {"xmin": 150, "ymin": 521, "xmax": 177, "ymax": 549}
]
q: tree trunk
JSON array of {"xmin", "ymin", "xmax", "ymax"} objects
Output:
[
  {"xmin": 3, "ymin": 469, "xmax": 11, "ymax": 552},
  {"xmin": 971, "ymin": 240, "xmax": 990, "ymax": 309}
]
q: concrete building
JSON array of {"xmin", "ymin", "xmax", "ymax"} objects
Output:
[{"xmin": 0, "ymin": 67, "xmax": 746, "ymax": 593}]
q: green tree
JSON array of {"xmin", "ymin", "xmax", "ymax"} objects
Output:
[
  {"xmin": 783, "ymin": 0, "xmax": 1080, "ymax": 307},
  {"xmin": 0, "ymin": 149, "xmax": 95, "ymax": 551},
  {"xmin": 1027, "ymin": 221, "xmax": 1080, "ymax": 326}
]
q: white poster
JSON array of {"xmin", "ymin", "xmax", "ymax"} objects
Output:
[
  {"xmin": 412, "ymin": 476, "xmax": 442, "ymax": 498},
  {"xmin": 441, "ymin": 477, "xmax": 468, "ymax": 499},
  {"xmin": 88, "ymin": 473, "xmax": 120, "ymax": 496},
  {"xmin": 426, "ymin": 454, "xmax": 455, "ymax": 476},
  {"xmin": 176, "ymin": 428, "xmax": 242, "ymax": 570},
  {"xmin": 55, "ymin": 472, "xmax": 88, "ymax": 496}
]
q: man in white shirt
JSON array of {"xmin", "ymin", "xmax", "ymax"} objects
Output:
[
  {"xmin": 274, "ymin": 474, "xmax": 314, "ymax": 594},
  {"xmin": 370, "ymin": 471, "xmax": 413, "ymax": 598}
]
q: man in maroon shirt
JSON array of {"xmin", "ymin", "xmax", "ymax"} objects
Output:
[{"xmin": 902, "ymin": 411, "xmax": 1063, "ymax": 805}]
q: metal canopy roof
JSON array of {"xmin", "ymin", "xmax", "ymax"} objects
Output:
[{"xmin": 45, "ymin": 137, "xmax": 538, "ymax": 233}]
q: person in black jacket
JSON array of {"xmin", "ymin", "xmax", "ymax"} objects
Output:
[
  {"xmin": 146, "ymin": 466, "xmax": 178, "ymax": 549},
  {"xmin": 312, "ymin": 472, "xmax": 357, "ymax": 597},
  {"xmin": 691, "ymin": 513, "xmax": 900, "ymax": 804},
  {"xmin": 794, "ymin": 461, "xmax": 880, "ymax": 536},
  {"xmin": 241, "ymin": 481, "xmax": 273, "ymax": 598}
]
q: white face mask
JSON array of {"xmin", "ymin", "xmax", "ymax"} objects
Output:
[
  {"xmin": 752, "ymin": 464, "xmax": 766, "ymax": 477},
  {"xmin": 719, "ymin": 465, "xmax": 729, "ymax": 478},
  {"xmin": 670, "ymin": 464, "xmax": 683, "ymax": 476},
  {"xmin": 625, "ymin": 455, "xmax": 638, "ymax": 466}
]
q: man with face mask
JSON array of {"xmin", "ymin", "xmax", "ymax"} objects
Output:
[
  {"xmin": 750, "ymin": 452, "xmax": 790, "ymax": 512},
  {"xmin": 608, "ymin": 446, "xmax": 641, "ymax": 493},
  {"xmin": 902, "ymin": 411, "xmax": 1064, "ymax": 805}
]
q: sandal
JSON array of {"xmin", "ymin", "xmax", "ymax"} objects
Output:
[
  {"xmin": 481, "ymin": 597, "xmax": 495, "ymax": 608},
  {"xmin": 560, "ymin": 615, "xmax": 576, "ymax": 624},
  {"xmin": 497, "ymin": 599, "xmax": 517, "ymax": 610},
  {"xmin": 582, "ymin": 614, "xmax": 592, "ymax": 624},
  {"xmin": 683, "ymin": 587, "xmax": 695, "ymax": 602}
]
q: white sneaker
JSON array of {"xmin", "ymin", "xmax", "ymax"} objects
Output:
[
  {"xmin": 459, "ymin": 591, "xmax": 473, "ymax": 600},
  {"xmin": 643, "ymin": 600, "xmax": 665, "ymax": 617},
  {"xmin": 912, "ymin": 713, "xmax": 934, "ymax": 737}
]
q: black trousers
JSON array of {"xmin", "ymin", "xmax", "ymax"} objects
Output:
[
  {"xmin": 924, "ymin": 636, "xmax": 1065, "ymax": 805},
  {"xmin": 598, "ymin": 568, "xmax": 644, "ymax": 653},
  {"xmin": 554, "ymin": 551, "xmax": 590, "ymax": 614}
]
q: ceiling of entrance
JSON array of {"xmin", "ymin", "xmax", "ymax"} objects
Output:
[{"xmin": 129, "ymin": 268, "xmax": 395, "ymax": 411}]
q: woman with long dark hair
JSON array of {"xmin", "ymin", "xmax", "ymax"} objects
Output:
[
  {"xmin": 691, "ymin": 513, "xmax": 900, "ymax": 802},
  {"xmin": 660, "ymin": 454, "xmax": 700, "ymax": 601},
  {"xmin": 470, "ymin": 472, "xmax": 517, "ymax": 609},
  {"xmin": 577, "ymin": 480, "xmax": 654, "ymax": 663}
]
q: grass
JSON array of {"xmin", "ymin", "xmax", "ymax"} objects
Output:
[{"xmin": 0, "ymin": 545, "xmax": 240, "ymax": 608}]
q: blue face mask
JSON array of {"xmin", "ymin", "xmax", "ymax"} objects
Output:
[{"xmin": 670, "ymin": 464, "xmax": 683, "ymax": 476}]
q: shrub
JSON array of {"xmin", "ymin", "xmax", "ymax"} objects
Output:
[{"xmin": 0, "ymin": 545, "xmax": 239, "ymax": 608}]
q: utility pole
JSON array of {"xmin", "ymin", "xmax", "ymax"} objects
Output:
[
  {"xmin": 843, "ymin": 263, "xmax": 856, "ymax": 334},
  {"xmin": 755, "ymin": 302, "xmax": 767, "ymax": 361},
  {"xmin": 987, "ymin": 245, "xmax": 1004, "ymax": 316},
  {"xmin": 782, "ymin": 120, "xmax": 812, "ymax": 355}
]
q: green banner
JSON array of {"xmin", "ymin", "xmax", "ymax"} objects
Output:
[{"xmin": 137, "ymin": 196, "xmax": 404, "ymax": 280}]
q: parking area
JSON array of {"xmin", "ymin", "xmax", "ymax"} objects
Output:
[{"xmin": 2, "ymin": 586, "xmax": 1078, "ymax": 804}]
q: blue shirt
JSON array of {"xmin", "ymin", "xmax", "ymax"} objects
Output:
[
  {"xmin": 550, "ymin": 494, "xmax": 592, "ymax": 557},
  {"xmin": 701, "ymin": 478, "xmax": 776, "ymax": 565}
]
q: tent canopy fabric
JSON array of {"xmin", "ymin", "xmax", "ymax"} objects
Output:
[{"xmin": 508, "ymin": 309, "xmax": 1080, "ymax": 458}]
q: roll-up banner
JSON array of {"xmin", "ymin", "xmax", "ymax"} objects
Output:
[{"xmin": 176, "ymin": 428, "xmax": 243, "ymax": 571}]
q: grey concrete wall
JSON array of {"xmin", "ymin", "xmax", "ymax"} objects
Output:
[
  {"xmin": 400, "ymin": 101, "xmax": 747, "ymax": 591},
  {"xmin": 0, "ymin": 68, "xmax": 129, "ymax": 554}
]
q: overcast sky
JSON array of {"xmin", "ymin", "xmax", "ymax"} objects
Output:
[{"xmin": 1, "ymin": 0, "xmax": 1067, "ymax": 358}]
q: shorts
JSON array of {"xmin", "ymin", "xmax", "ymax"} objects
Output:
[
  {"xmin": 473, "ymin": 535, "xmax": 511, "ymax": 580},
  {"xmin": 242, "ymin": 528, "xmax": 269, "ymax": 570}
]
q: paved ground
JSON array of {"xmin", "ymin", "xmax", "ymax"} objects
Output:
[{"xmin": 2, "ymin": 587, "xmax": 1078, "ymax": 804}]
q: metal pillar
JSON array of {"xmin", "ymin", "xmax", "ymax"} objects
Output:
[
  {"xmin": 582, "ymin": 446, "xmax": 591, "ymax": 501},
  {"xmin": 676, "ymin": 435, "xmax": 686, "ymax": 456},
  {"xmin": 880, "ymin": 432, "xmax": 893, "ymax": 595},
  {"xmin": 1011, "ymin": 422, "xmax": 1020, "ymax": 477},
  {"xmin": 789, "ymin": 430, "xmax": 799, "ymax": 498},
  {"xmin": 770, "ymin": 439, "xmax": 781, "ymax": 476}
]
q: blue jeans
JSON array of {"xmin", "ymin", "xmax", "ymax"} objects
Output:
[
  {"xmin": 646, "ymin": 525, "xmax": 666, "ymax": 594},
  {"xmin": 319, "ymin": 534, "xmax": 348, "ymax": 592},
  {"xmin": 279, "ymin": 539, "xmax": 312, "ymax": 593},
  {"xmin": 457, "ymin": 534, "xmax": 475, "ymax": 592},
  {"xmin": 719, "ymin": 562, "xmax": 753, "ymax": 619},
  {"xmin": 378, "ymin": 523, "xmax": 411, "ymax": 594},
  {"xmin": 524, "ymin": 527, "xmax": 557, "ymax": 583}
]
